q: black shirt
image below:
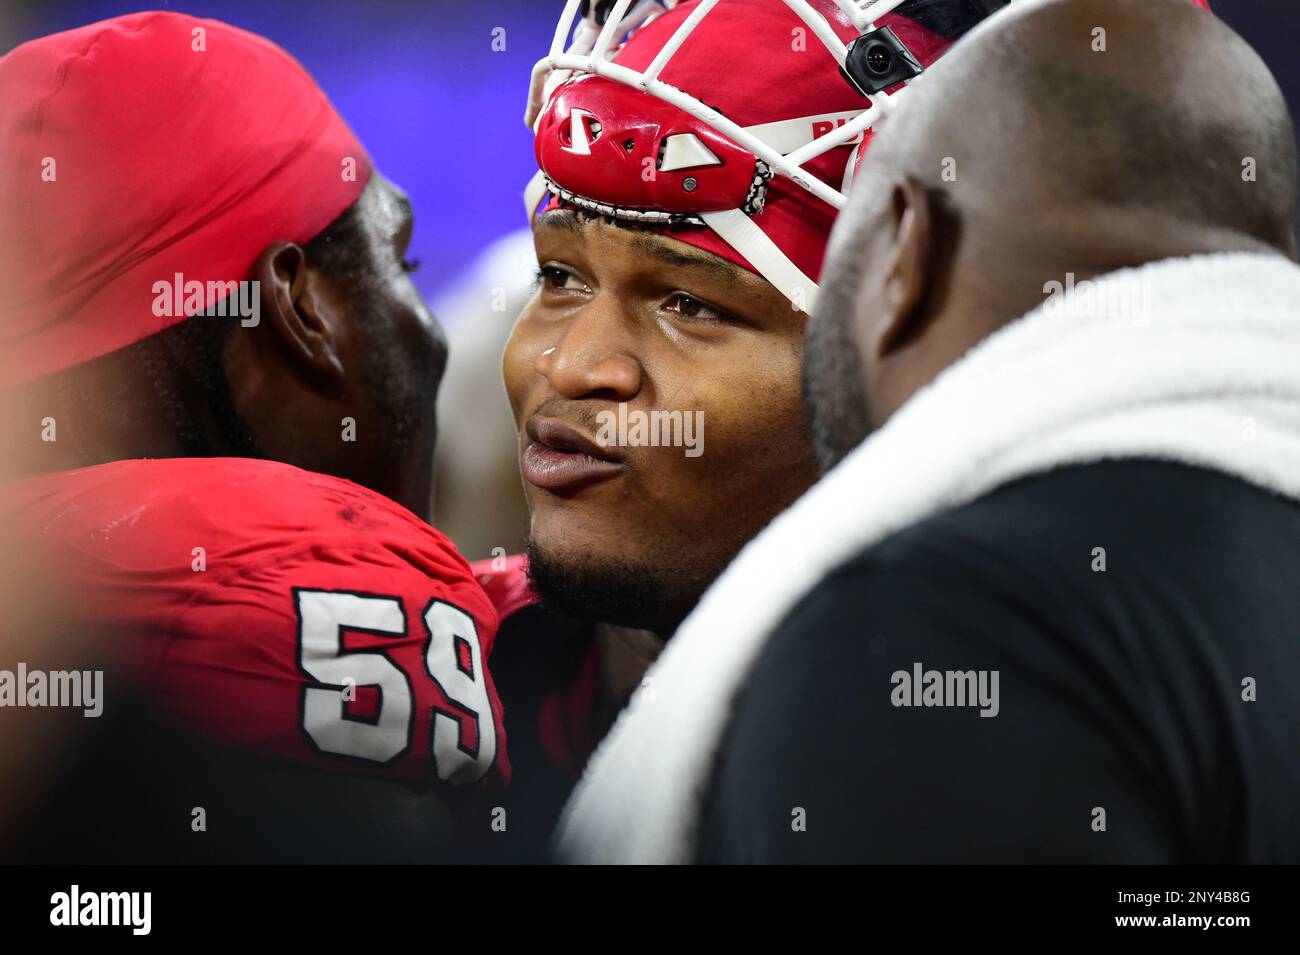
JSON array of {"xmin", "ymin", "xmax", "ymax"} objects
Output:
[{"xmin": 698, "ymin": 461, "xmax": 1300, "ymax": 863}]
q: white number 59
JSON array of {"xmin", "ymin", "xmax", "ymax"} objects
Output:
[{"xmin": 295, "ymin": 589, "xmax": 496, "ymax": 784}]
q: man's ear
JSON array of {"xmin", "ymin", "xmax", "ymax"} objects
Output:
[
  {"xmin": 875, "ymin": 176, "xmax": 933, "ymax": 358},
  {"xmin": 254, "ymin": 242, "xmax": 347, "ymax": 381}
]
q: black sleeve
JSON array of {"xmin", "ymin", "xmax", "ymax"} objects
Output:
[{"xmin": 696, "ymin": 468, "xmax": 1264, "ymax": 864}]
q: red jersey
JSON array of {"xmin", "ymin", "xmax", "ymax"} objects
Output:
[{"xmin": 9, "ymin": 457, "xmax": 508, "ymax": 787}]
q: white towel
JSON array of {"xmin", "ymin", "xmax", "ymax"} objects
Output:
[{"xmin": 556, "ymin": 251, "xmax": 1300, "ymax": 864}]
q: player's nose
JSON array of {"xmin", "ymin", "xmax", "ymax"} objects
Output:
[{"xmin": 533, "ymin": 296, "xmax": 641, "ymax": 401}]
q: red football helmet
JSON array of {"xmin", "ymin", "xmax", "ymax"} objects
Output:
[{"xmin": 523, "ymin": 0, "xmax": 1006, "ymax": 312}]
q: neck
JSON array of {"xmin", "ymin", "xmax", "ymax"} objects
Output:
[
  {"xmin": 6, "ymin": 354, "xmax": 231, "ymax": 478},
  {"xmin": 8, "ymin": 394, "xmax": 165, "ymax": 479},
  {"xmin": 593, "ymin": 622, "xmax": 665, "ymax": 728}
]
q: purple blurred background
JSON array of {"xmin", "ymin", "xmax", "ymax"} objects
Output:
[{"xmin": 3, "ymin": 0, "xmax": 1297, "ymax": 308}]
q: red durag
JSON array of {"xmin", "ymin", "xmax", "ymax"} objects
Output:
[{"xmin": 0, "ymin": 11, "xmax": 371, "ymax": 383}]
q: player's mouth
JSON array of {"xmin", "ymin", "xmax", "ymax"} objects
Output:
[{"xmin": 522, "ymin": 416, "xmax": 626, "ymax": 493}]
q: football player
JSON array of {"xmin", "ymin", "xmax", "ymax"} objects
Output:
[
  {"xmin": 476, "ymin": 0, "xmax": 1012, "ymax": 858},
  {"xmin": 0, "ymin": 12, "xmax": 505, "ymax": 861}
]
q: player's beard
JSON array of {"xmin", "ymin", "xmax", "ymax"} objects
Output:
[{"xmin": 524, "ymin": 535, "xmax": 711, "ymax": 637}]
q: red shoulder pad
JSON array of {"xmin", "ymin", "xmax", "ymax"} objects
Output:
[
  {"xmin": 470, "ymin": 552, "xmax": 541, "ymax": 624},
  {"xmin": 9, "ymin": 457, "xmax": 510, "ymax": 787}
]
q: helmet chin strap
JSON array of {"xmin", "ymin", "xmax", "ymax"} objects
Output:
[{"xmin": 699, "ymin": 208, "xmax": 820, "ymax": 315}]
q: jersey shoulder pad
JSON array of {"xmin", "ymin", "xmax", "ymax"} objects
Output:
[{"xmin": 470, "ymin": 552, "xmax": 540, "ymax": 624}]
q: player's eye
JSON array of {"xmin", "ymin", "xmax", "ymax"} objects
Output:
[
  {"xmin": 662, "ymin": 291, "xmax": 727, "ymax": 324},
  {"xmin": 401, "ymin": 257, "xmax": 422, "ymax": 274},
  {"xmin": 535, "ymin": 264, "xmax": 590, "ymax": 293}
]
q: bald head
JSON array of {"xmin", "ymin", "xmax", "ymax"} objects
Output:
[
  {"xmin": 806, "ymin": 0, "xmax": 1298, "ymax": 471},
  {"xmin": 871, "ymin": 0, "xmax": 1295, "ymax": 248}
]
